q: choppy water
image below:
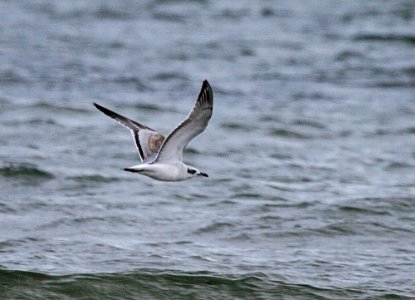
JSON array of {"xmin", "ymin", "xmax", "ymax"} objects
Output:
[{"xmin": 1, "ymin": 0, "xmax": 415, "ymax": 299}]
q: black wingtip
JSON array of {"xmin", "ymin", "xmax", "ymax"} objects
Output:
[
  {"xmin": 93, "ymin": 102, "xmax": 105, "ymax": 111},
  {"xmin": 203, "ymin": 79, "xmax": 210, "ymax": 87},
  {"xmin": 200, "ymin": 80, "xmax": 212, "ymax": 98},
  {"xmin": 93, "ymin": 102, "xmax": 115, "ymax": 117}
]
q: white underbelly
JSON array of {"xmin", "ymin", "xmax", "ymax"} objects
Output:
[{"xmin": 143, "ymin": 163, "xmax": 187, "ymax": 181}]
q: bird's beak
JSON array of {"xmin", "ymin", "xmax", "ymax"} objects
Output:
[{"xmin": 199, "ymin": 172, "xmax": 208, "ymax": 177}]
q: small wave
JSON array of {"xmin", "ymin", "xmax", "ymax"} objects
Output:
[
  {"xmin": 0, "ymin": 202, "xmax": 17, "ymax": 213},
  {"xmin": 0, "ymin": 163, "xmax": 54, "ymax": 181},
  {"xmin": 220, "ymin": 8, "xmax": 249, "ymax": 20},
  {"xmin": 152, "ymin": 71, "xmax": 189, "ymax": 82},
  {"xmin": 341, "ymin": 196, "xmax": 415, "ymax": 213},
  {"xmin": 231, "ymin": 192, "xmax": 263, "ymax": 199},
  {"xmin": 269, "ymin": 128, "xmax": 308, "ymax": 139},
  {"xmin": 152, "ymin": 11, "xmax": 186, "ymax": 23},
  {"xmin": 399, "ymin": 127, "xmax": 415, "ymax": 135},
  {"xmin": 314, "ymin": 219, "xmax": 414, "ymax": 237},
  {"xmin": 292, "ymin": 119, "xmax": 326, "ymax": 129},
  {"xmin": 0, "ymin": 69, "xmax": 28, "ymax": 84},
  {"xmin": 94, "ymin": 6, "xmax": 133, "ymax": 20},
  {"xmin": 337, "ymin": 205, "xmax": 391, "ymax": 216},
  {"xmin": 335, "ymin": 50, "xmax": 365, "ymax": 62},
  {"xmin": 68, "ymin": 175, "xmax": 120, "ymax": 183},
  {"xmin": 314, "ymin": 222, "xmax": 356, "ymax": 235},
  {"xmin": 258, "ymin": 201, "xmax": 314, "ymax": 210},
  {"xmin": 385, "ymin": 161, "xmax": 414, "ymax": 170},
  {"xmin": 208, "ymin": 84, "xmax": 245, "ymax": 96},
  {"xmin": 221, "ymin": 121, "xmax": 254, "ymax": 131},
  {"xmin": 184, "ymin": 147, "xmax": 201, "ymax": 155},
  {"xmin": 260, "ymin": 7, "xmax": 274, "ymax": 17},
  {"xmin": 368, "ymin": 127, "xmax": 415, "ymax": 137},
  {"xmin": 32, "ymin": 3, "xmax": 136, "ymax": 20},
  {"xmin": 370, "ymin": 80, "xmax": 415, "ymax": 88},
  {"xmin": 132, "ymin": 102, "xmax": 166, "ymax": 112},
  {"xmin": 291, "ymin": 91, "xmax": 337, "ymax": 101},
  {"xmin": 194, "ymin": 222, "xmax": 235, "ymax": 234},
  {"xmin": 353, "ymin": 33, "xmax": 415, "ymax": 45}
]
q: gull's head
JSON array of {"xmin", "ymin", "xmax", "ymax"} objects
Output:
[{"xmin": 187, "ymin": 167, "xmax": 208, "ymax": 179}]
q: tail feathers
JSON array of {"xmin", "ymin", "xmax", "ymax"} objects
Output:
[{"xmin": 123, "ymin": 167, "xmax": 140, "ymax": 173}]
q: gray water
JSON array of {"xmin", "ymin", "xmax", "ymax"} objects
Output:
[{"xmin": 1, "ymin": 1, "xmax": 415, "ymax": 299}]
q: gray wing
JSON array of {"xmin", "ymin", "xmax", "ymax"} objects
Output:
[
  {"xmin": 155, "ymin": 80, "xmax": 213, "ymax": 163},
  {"xmin": 94, "ymin": 103, "xmax": 165, "ymax": 161}
]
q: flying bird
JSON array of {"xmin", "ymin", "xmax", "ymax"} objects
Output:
[{"xmin": 94, "ymin": 80, "xmax": 213, "ymax": 181}]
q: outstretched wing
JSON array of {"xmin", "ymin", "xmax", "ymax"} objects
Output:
[
  {"xmin": 93, "ymin": 103, "xmax": 165, "ymax": 161},
  {"xmin": 155, "ymin": 80, "xmax": 213, "ymax": 163}
]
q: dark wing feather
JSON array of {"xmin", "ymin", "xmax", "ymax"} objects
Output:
[
  {"xmin": 94, "ymin": 103, "xmax": 165, "ymax": 161},
  {"xmin": 155, "ymin": 80, "xmax": 213, "ymax": 163}
]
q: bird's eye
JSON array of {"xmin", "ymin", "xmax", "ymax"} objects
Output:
[{"xmin": 187, "ymin": 168, "xmax": 197, "ymax": 174}]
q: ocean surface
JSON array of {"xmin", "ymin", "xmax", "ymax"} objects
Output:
[{"xmin": 1, "ymin": 0, "xmax": 415, "ymax": 299}]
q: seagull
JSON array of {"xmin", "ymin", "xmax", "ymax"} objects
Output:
[{"xmin": 94, "ymin": 80, "xmax": 213, "ymax": 181}]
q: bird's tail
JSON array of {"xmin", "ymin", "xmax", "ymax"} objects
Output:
[
  {"xmin": 123, "ymin": 164, "xmax": 145, "ymax": 173},
  {"xmin": 124, "ymin": 167, "xmax": 140, "ymax": 173}
]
